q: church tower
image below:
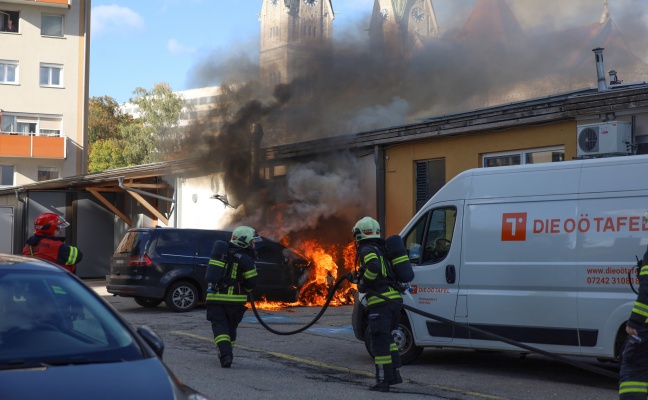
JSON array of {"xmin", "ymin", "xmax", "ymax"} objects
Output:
[
  {"xmin": 259, "ymin": 0, "xmax": 335, "ymax": 87},
  {"xmin": 369, "ymin": 0, "xmax": 439, "ymax": 59}
]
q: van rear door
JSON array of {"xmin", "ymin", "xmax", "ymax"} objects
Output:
[{"xmin": 402, "ymin": 202, "xmax": 463, "ymax": 344}]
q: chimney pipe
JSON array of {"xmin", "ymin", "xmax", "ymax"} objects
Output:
[{"xmin": 593, "ymin": 47, "xmax": 608, "ymax": 92}]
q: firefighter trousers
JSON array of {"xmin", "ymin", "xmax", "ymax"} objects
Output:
[
  {"xmin": 620, "ymin": 337, "xmax": 648, "ymax": 399},
  {"xmin": 206, "ymin": 303, "xmax": 247, "ymax": 358},
  {"xmin": 367, "ymin": 300, "xmax": 403, "ymax": 383}
]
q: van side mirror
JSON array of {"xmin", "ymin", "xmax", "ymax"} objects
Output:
[{"xmin": 408, "ymin": 244, "xmax": 421, "ymax": 263}]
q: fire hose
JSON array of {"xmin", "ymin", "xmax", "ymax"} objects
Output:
[
  {"xmin": 250, "ymin": 273, "xmax": 619, "ymax": 380},
  {"xmin": 249, "ymin": 273, "xmax": 349, "ymax": 335}
]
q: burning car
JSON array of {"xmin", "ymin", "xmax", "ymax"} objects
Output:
[{"xmin": 106, "ymin": 228, "xmax": 311, "ymax": 312}]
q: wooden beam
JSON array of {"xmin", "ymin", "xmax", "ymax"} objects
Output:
[
  {"xmin": 126, "ymin": 190, "xmax": 169, "ymax": 226},
  {"xmin": 86, "ymin": 188, "xmax": 132, "ymax": 226},
  {"xmin": 90, "ymin": 188, "xmax": 124, "ymax": 192}
]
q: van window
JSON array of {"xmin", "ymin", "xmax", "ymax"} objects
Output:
[
  {"xmin": 114, "ymin": 231, "xmax": 151, "ymax": 256},
  {"xmin": 153, "ymin": 231, "xmax": 194, "ymax": 257},
  {"xmin": 196, "ymin": 231, "xmax": 230, "ymax": 259},
  {"xmin": 403, "ymin": 207, "xmax": 456, "ymax": 265}
]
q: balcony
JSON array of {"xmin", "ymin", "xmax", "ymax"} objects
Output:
[{"xmin": 0, "ymin": 132, "xmax": 65, "ymax": 159}]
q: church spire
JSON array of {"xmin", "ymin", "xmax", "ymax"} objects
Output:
[{"xmin": 600, "ymin": 0, "xmax": 610, "ymax": 24}]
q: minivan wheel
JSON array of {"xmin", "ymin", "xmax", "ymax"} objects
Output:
[
  {"xmin": 134, "ymin": 297, "xmax": 163, "ymax": 308},
  {"xmin": 363, "ymin": 316, "xmax": 424, "ymax": 365},
  {"xmin": 165, "ymin": 281, "xmax": 198, "ymax": 312}
]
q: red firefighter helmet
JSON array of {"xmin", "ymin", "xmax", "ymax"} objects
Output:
[{"xmin": 34, "ymin": 212, "xmax": 69, "ymax": 236}]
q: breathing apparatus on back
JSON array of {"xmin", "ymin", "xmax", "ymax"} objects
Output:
[{"xmin": 352, "ymin": 217, "xmax": 414, "ymax": 293}]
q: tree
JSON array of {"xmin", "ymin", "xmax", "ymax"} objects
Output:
[
  {"xmin": 130, "ymin": 82, "xmax": 186, "ymax": 161},
  {"xmin": 88, "ymin": 83, "xmax": 187, "ymax": 173},
  {"xmin": 88, "ymin": 138, "xmax": 126, "ymax": 172},
  {"xmin": 88, "ymin": 96, "xmax": 132, "ymax": 144}
]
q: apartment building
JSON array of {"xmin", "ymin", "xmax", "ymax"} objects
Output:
[
  {"xmin": 0, "ymin": 0, "xmax": 90, "ymax": 186},
  {"xmin": 120, "ymin": 86, "xmax": 222, "ymax": 127}
]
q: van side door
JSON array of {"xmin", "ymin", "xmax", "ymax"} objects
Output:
[{"xmin": 402, "ymin": 202, "xmax": 463, "ymax": 344}]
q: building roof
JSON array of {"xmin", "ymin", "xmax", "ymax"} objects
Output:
[{"xmin": 4, "ymin": 83, "xmax": 648, "ymax": 210}]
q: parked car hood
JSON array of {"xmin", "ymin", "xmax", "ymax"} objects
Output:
[{"xmin": 0, "ymin": 357, "xmax": 193, "ymax": 400}]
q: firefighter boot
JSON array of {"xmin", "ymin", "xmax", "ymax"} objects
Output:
[
  {"xmin": 369, "ymin": 365, "xmax": 390, "ymax": 392},
  {"xmin": 388, "ymin": 368, "xmax": 403, "ymax": 385},
  {"xmin": 219, "ymin": 354, "xmax": 233, "ymax": 368}
]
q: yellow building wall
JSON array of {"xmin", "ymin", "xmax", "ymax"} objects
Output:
[{"xmin": 384, "ymin": 120, "xmax": 577, "ymax": 235}]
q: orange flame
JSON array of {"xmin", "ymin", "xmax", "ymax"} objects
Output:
[{"xmin": 251, "ymin": 239, "xmax": 357, "ymax": 310}]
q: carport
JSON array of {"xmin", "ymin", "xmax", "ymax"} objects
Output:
[{"xmin": 0, "ymin": 159, "xmax": 198, "ymax": 278}]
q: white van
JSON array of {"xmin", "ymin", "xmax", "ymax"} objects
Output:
[{"xmin": 352, "ymin": 154, "xmax": 648, "ymax": 364}]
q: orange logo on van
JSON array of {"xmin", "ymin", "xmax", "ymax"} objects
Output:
[{"xmin": 502, "ymin": 213, "xmax": 527, "ymax": 241}]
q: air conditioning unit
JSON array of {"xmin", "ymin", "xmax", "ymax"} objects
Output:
[{"xmin": 576, "ymin": 121, "xmax": 631, "ymax": 157}]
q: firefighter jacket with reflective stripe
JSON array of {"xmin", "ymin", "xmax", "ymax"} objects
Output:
[
  {"xmin": 628, "ymin": 260, "xmax": 648, "ymax": 331},
  {"xmin": 22, "ymin": 235, "xmax": 83, "ymax": 273},
  {"xmin": 206, "ymin": 246, "xmax": 258, "ymax": 304},
  {"xmin": 358, "ymin": 239, "xmax": 402, "ymax": 308}
]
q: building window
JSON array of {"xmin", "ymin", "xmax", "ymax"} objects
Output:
[
  {"xmin": 1, "ymin": 11, "xmax": 19, "ymax": 33},
  {"xmin": 38, "ymin": 166, "xmax": 59, "ymax": 181},
  {"xmin": 0, "ymin": 165, "xmax": 14, "ymax": 186},
  {"xmin": 269, "ymin": 71, "xmax": 281, "ymax": 87},
  {"xmin": 304, "ymin": 25, "xmax": 317, "ymax": 38},
  {"xmin": 0, "ymin": 60, "xmax": 17, "ymax": 84},
  {"xmin": 41, "ymin": 14, "xmax": 63, "ymax": 37},
  {"xmin": 38, "ymin": 117, "xmax": 62, "ymax": 136},
  {"xmin": 40, "ymin": 64, "xmax": 63, "ymax": 87},
  {"xmin": 415, "ymin": 158, "xmax": 446, "ymax": 212},
  {"xmin": 483, "ymin": 146, "xmax": 565, "ymax": 168},
  {"xmin": 17, "ymin": 117, "xmax": 37, "ymax": 134},
  {"xmin": 0, "ymin": 114, "xmax": 62, "ymax": 136}
]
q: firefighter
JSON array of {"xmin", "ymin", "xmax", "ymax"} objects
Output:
[
  {"xmin": 620, "ymin": 240, "xmax": 648, "ymax": 399},
  {"xmin": 22, "ymin": 212, "xmax": 83, "ymax": 274},
  {"xmin": 353, "ymin": 216, "xmax": 404, "ymax": 392},
  {"xmin": 206, "ymin": 225, "xmax": 260, "ymax": 368}
]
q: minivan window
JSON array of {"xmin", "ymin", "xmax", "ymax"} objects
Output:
[
  {"xmin": 153, "ymin": 231, "xmax": 194, "ymax": 257},
  {"xmin": 403, "ymin": 207, "xmax": 457, "ymax": 265},
  {"xmin": 114, "ymin": 231, "xmax": 151, "ymax": 256},
  {"xmin": 196, "ymin": 231, "xmax": 230, "ymax": 259}
]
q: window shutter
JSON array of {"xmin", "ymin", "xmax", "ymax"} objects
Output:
[
  {"xmin": 415, "ymin": 161, "xmax": 428, "ymax": 212},
  {"xmin": 16, "ymin": 116, "xmax": 37, "ymax": 124},
  {"xmin": 39, "ymin": 118, "xmax": 61, "ymax": 130}
]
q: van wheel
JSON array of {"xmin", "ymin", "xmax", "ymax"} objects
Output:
[
  {"xmin": 363, "ymin": 316, "xmax": 424, "ymax": 365},
  {"xmin": 165, "ymin": 281, "xmax": 198, "ymax": 312},
  {"xmin": 134, "ymin": 297, "xmax": 163, "ymax": 308}
]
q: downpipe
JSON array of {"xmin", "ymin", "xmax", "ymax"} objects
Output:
[{"xmin": 250, "ymin": 274, "xmax": 619, "ymax": 380}]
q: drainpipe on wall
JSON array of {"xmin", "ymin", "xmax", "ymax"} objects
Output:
[
  {"xmin": 117, "ymin": 177, "xmax": 177, "ymax": 225},
  {"xmin": 374, "ymin": 145, "xmax": 386, "ymax": 237},
  {"xmin": 251, "ymin": 123, "xmax": 264, "ymax": 185},
  {"xmin": 117, "ymin": 177, "xmax": 177, "ymax": 203},
  {"xmin": 15, "ymin": 189, "xmax": 26, "ymax": 253}
]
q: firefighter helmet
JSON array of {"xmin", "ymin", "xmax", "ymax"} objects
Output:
[
  {"xmin": 230, "ymin": 226, "xmax": 261, "ymax": 249},
  {"xmin": 34, "ymin": 212, "xmax": 69, "ymax": 237},
  {"xmin": 352, "ymin": 216, "xmax": 381, "ymax": 241}
]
